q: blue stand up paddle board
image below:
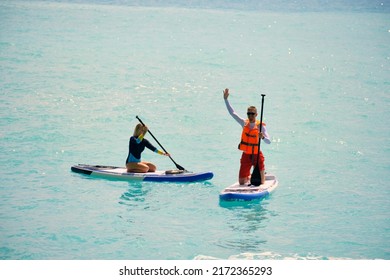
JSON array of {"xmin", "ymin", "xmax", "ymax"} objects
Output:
[{"xmin": 71, "ymin": 164, "xmax": 213, "ymax": 183}]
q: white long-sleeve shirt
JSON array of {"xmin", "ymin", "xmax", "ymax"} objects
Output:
[{"xmin": 224, "ymin": 98, "xmax": 271, "ymax": 145}]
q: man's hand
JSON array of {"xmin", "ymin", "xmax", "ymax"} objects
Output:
[{"xmin": 223, "ymin": 88, "xmax": 229, "ymax": 99}]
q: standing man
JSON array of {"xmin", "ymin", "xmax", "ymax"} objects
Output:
[{"xmin": 223, "ymin": 88, "xmax": 271, "ymax": 185}]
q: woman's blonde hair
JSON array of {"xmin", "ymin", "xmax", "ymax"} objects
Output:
[{"xmin": 133, "ymin": 124, "xmax": 145, "ymax": 137}]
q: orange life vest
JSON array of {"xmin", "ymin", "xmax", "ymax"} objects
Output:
[{"xmin": 238, "ymin": 120, "xmax": 266, "ymax": 154}]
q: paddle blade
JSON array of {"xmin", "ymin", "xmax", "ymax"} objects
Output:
[
  {"xmin": 176, "ymin": 163, "xmax": 185, "ymax": 171},
  {"xmin": 169, "ymin": 156, "xmax": 185, "ymax": 171},
  {"xmin": 250, "ymin": 165, "xmax": 262, "ymax": 186}
]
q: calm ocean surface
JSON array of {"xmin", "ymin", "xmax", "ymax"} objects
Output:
[{"xmin": 0, "ymin": 0, "xmax": 389, "ymax": 260}]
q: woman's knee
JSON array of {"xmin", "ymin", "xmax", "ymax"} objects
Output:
[
  {"xmin": 127, "ymin": 163, "xmax": 149, "ymax": 173},
  {"xmin": 146, "ymin": 163, "xmax": 156, "ymax": 172}
]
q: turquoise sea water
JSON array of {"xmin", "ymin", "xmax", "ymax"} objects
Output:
[{"xmin": 1, "ymin": 0, "xmax": 389, "ymax": 260}]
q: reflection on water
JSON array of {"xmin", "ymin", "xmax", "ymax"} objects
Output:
[
  {"xmin": 216, "ymin": 201, "xmax": 278, "ymax": 253},
  {"xmin": 216, "ymin": 198, "xmax": 278, "ymax": 252},
  {"xmin": 116, "ymin": 182, "xmax": 150, "ymax": 243},
  {"xmin": 117, "ymin": 180, "xmax": 280, "ymax": 257},
  {"xmin": 219, "ymin": 198, "xmax": 267, "ymax": 209},
  {"xmin": 119, "ymin": 182, "xmax": 148, "ymax": 206},
  {"xmin": 229, "ymin": 206, "xmax": 270, "ymax": 232}
]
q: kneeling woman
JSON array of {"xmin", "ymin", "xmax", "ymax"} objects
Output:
[{"xmin": 126, "ymin": 124, "xmax": 169, "ymax": 173}]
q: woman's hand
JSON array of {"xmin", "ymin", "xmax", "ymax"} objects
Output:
[{"xmin": 142, "ymin": 125, "xmax": 148, "ymax": 134}]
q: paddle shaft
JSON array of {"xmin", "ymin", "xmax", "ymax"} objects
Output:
[
  {"xmin": 250, "ymin": 94, "xmax": 266, "ymax": 186},
  {"xmin": 256, "ymin": 94, "xmax": 266, "ymax": 165},
  {"xmin": 136, "ymin": 116, "xmax": 185, "ymax": 171}
]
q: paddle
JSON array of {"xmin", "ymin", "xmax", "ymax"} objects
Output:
[
  {"xmin": 250, "ymin": 94, "xmax": 266, "ymax": 186},
  {"xmin": 136, "ymin": 116, "xmax": 186, "ymax": 171}
]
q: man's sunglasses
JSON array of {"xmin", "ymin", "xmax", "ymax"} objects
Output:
[{"xmin": 247, "ymin": 112, "xmax": 256, "ymax": 116}]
